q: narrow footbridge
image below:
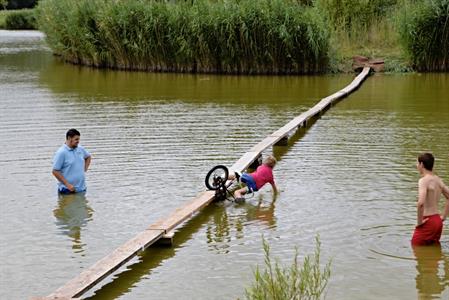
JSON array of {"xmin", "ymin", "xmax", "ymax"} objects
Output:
[{"xmin": 34, "ymin": 67, "xmax": 371, "ymax": 300}]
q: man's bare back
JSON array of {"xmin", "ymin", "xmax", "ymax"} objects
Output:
[
  {"xmin": 418, "ymin": 174, "xmax": 449, "ymax": 219},
  {"xmin": 412, "ymin": 153, "xmax": 449, "ymax": 246}
]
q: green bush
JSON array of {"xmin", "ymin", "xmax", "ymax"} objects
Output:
[
  {"xmin": 244, "ymin": 236, "xmax": 331, "ymax": 300},
  {"xmin": 396, "ymin": 0, "xmax": 449, "ymax": 71},
  {"xmin": 36, "ymin": 0, "xmax": 330, "ymax": 74},
  {"xmin": 4, "ymin": 8, "xmax": 36, "ymax": 29}
]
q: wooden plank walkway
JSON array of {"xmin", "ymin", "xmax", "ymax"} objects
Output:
[{"xmin": 36, "ymin": 67, "xmax": 370, "ymax": 300}]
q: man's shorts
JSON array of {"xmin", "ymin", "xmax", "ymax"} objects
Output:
[
  {"xmin": 411, "ymin": 214, "xmax": 443, "ymax": 246},
  {"xmin": 240, "ymin": 173, "xmax": 258, "ymax": 192},
  {"xmin": 58, "ymin": 187, "xmax": 86, "ymax": 194}
]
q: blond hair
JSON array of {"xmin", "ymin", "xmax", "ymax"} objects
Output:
[{"xmin": 263, "ymin": 155, "xmax": 277, "ymax": 168}]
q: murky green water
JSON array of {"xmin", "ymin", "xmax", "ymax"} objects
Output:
[{"xmin": 1, "ymin": 30, "xmax": 448, "ymax": 300}]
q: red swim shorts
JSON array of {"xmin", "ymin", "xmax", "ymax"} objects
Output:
[{"xmin": 411, "ymin": 214, "xmax": 443, "ymax": 246}]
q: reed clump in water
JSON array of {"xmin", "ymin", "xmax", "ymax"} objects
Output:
[
  {"xmin": 36, "ymin": 0, "xmax": 330, "ymax": 74},
  {"xmin": 244, "ymin": 236, "xmax": 331, "ymax": 300},
  {"xmin": 396, "ymin": 0, "xmax": 449, "ymax": 72}
]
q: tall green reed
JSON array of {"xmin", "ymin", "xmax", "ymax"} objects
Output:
[
  {"xmin": 37, "ymin": 0, "xmax": 330, "ymax": 74},
  {"xmin": 396, "ymin": 0, "xmax": 449, "ymax": 71}
]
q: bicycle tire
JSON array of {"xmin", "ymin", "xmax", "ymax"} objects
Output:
[{"xmin": 205, "ymin": 165, "xmax": 229, "ymax": 190}]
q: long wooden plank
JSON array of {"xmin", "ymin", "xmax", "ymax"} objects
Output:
[
  {"xmin": 45, "ymin": 229, "xmax": 164, "ymax": 299},
  {"xmin": 230, "ymin": 151, "xmax": 262, "ymax": 172},
  {"xmin": 148, "ymin": 190, "xmax": 215, "ymax": 232}
]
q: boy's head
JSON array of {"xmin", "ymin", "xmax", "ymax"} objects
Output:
[
  {"xmin": 417, "ymin": 152, "xmax": 434, "ymax": 171},
  {"xmin": 263, "ymin": 155, "xmax": 277, "ymax": 168}
]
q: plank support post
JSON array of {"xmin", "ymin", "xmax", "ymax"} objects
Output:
[
  {"xmin": 154, "ymin": 231, "xmax": 175, "ymax": 246},
  {"xmin": 248, "ymin": 154, "xmax": 262, "ymax": 169},
  {"xmin": 274, "ymin": 136, "xmax": 288, "ymax": 146}
]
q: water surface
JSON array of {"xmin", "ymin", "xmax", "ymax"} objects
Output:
[{"xmin": 1, "ymin": 30, "xmax": 448, "ymax": 300}]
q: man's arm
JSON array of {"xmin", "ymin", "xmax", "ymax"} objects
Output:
[
  {"xmin": 52, "ymin": 169, "xmax": 74, "ymax": 191},
  {"xmin": 441, "ymin": 179, "xmax": 449, "ymax": 221},
  {"xmin": 417, "ymin": 179, "xmax": 427, "ymax": 225},
  {"xmin": 85, "ymin": 156, "xmax": 91, "ymax": 172}
]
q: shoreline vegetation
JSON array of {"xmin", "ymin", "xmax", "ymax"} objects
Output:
[{"xmin": 3, "ymin": 0, "xmax": 448, "ymax": 73}]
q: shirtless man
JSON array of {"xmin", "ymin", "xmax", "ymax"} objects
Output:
[{"xmin": 412, "ymin": 153, "xmax": 449, "ymax": 246}]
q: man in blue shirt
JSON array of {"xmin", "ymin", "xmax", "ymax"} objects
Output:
[{"xmin": 52, "ymin": 129, "xmax": 92, "ymax": 193}]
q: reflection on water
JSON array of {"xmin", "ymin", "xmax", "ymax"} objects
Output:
[
  {"xmin": 53, "ymin": 192, "xmax": 94, "ymax": 254},
  {"xmin": 206, "ymin": 195, "xmax": 277, "ymax": 254},
  {"xmin": 245, "ymin": 196, "xmax": 277, "ymax": 228},
  {"xmin": 413, "ymin": 245, "xmax": 449, "ymax": 300}
]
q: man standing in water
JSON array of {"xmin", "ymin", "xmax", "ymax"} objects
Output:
[
  {"xmin": 412, "ymin": 153, "xmax": 449, "ymax": 245},
  {"xmin": 52, "ymin": 129, "xmax": 91, "ymax": 194}
]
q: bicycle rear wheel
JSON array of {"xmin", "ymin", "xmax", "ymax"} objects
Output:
[{"xmin": 205, "ymin": 165, "xmax": 229, "ymax": 190}]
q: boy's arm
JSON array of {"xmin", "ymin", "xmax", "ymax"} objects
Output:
[
  {"xmin": 271, "ymin": 182, "xmax": 278, "ymax": 194},
  {"xmin": 417, "ymin": 179, "xmax": 427, "ymax": 225},
  {"xmin": 441, "ymin": 179, "xmax": 449, "ymax": 221}
]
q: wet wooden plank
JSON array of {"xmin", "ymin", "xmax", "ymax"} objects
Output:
[
  {"xmin": 229, "ymin": 151, "xmax": 262, "ymax": 172},
  {"xmin": 45, "ymin": 229, "xmax": 164, "ymax": 299},
  {"xmin": 250, "ymin": 136, "xmax": 281, "ymax": 152},
  {"xmin": 148, "ymin": 190, "xmax": 215, "ymax": 232}
]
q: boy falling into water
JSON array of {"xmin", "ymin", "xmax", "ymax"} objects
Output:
[
  {"xmin": 228, "ymin": 155, "xmax": 278, "ymax": 202},
  {"xmin": 412, "ymin": 153, "xmax": 449, "ymax": 246}
]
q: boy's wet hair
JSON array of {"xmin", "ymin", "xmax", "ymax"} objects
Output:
[
  {"xmin": 66, "ymin": 128, "xmax": 80, "ymax": 139},
  {"xmin": 418, "ymin": 152, "xmax": 434, "ymax": 171},
  {"xmin": 263, "ymin": 155, "xmax": 277, "ymax": 168}
]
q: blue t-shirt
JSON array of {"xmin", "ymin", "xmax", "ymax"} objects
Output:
[{"xmin": 53, "ymin": 144, "xmax": 91, "ymax": 192}]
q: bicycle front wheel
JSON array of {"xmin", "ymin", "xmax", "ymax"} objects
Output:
[{"xmin": 205, "ymin": 165, "xmax": 229, "ymax": 190}]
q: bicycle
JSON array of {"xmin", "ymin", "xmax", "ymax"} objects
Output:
[
  {"xmin": 205, "ymin": 165, "xmax": 254, "ymax": 203},
  {"xmin": 203, "ymin": 165, "xmax": 240, "ymax": 202}
]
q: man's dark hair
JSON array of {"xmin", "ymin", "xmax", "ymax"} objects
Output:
[
  {"xmin": 418, "ymin": 152, "xmax": 434, "ymax": 171},
  {"xmin": 66, "ymin": 128, "xmax": 80, "ymax": 139}
]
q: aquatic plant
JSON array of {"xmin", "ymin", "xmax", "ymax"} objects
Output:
[
  {"xmin": 36, "ymin": 0, "xmax": 330, "ymax": 74},
  {"xmin": 244, "ymin": 236, "xmax": 331, "ymax": 300}
]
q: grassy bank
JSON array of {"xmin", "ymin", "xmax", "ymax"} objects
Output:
[
  {"xmin": 315, "ymin": 0, "xmax": 407, "ymax": 72},
  {"xmin": 37, "ymin": 0, "xmax": 330, "ymax": 74}
]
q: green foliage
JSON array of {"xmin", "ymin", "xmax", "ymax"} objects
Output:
[
  {"xmin": 396, "ymin": 0, "xmax": 449, "ymax": 71},
  {"xmin": 36, "ymin": 0, "xmax": 330, "ymax": 74},
  {"xmin": 4, "ymin": 8, "xmax": 36, "ymax": 29},
  {"xmin": 244, "ymin": 236, "xmax": 331, "ymax": 300}
]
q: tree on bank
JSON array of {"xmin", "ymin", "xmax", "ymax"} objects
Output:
[{"xmin": 1, "ymin": 0, "xmax": 37, "ymax": 10}]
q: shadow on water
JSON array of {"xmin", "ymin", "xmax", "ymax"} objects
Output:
[
  {"xmin": 413, "ymin": 244, "xmax": 449, "ymax": 300},
  {"xmin": 53, "ymin": 192, "xmax": 94, "ymax": 254}
]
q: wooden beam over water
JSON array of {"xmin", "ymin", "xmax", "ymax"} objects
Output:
[{"xmin": 37, "ymin": 67, "xmax": 371, "ymax": 300}]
